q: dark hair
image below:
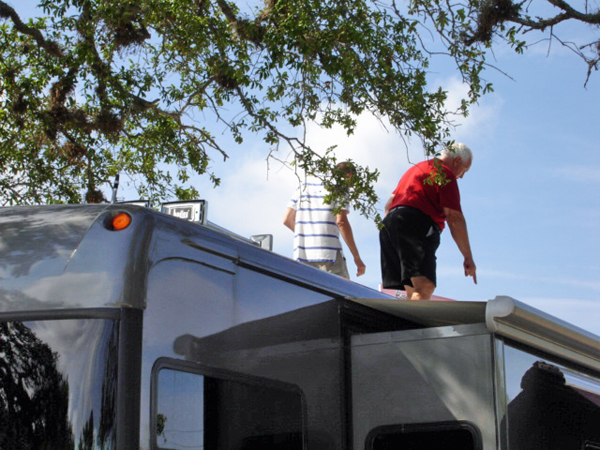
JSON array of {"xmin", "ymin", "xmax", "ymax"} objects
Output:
[{"xmin": 335, "ymin": 161, "xmax": 356, "ymax": 177}]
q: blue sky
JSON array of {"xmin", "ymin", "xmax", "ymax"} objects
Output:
[
  {"xmin": 173, "ymin": 28, "xmax": 600, "ymax": 336},
  {"xmin": 13, "ymin": 0, "xmax": 599, "ymax": 336}
]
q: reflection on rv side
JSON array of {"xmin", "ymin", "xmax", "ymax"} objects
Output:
[
  {"xmin": 507, "ymin": 360, "xmax": 600, "ymax": 450},
  {"xmin": 0, "ymin": 204, "xmax": 598, "ymax": 450},
  {"xmin": 0, "ymin": 318, "xmax": 119, "ymax": 449}
]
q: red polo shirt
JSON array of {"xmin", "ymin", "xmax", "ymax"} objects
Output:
[{"xmin": 388, "ymin": 159, "xmax": 461, "ymax": 231}]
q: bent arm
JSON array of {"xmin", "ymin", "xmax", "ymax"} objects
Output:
[
  {"xmin": 336, "ymin": 210, "xmax": 366, "ymax": 277},
  {"xmin": 283, "ymin": 207, "xmax": 296, "ymax": 232},
  {"xmin": 444, "ymin": 207, "xmax": 477, "ymax": 284}
]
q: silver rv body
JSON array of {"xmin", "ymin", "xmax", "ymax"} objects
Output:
[{"xmin": 0, "ymin": 204, "xmax": 598, "ymax": 450}]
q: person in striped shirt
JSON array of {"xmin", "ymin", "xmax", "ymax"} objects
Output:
[{"xmin": 283, "ymin": 162, "xmax": 366, "ymax": 279}]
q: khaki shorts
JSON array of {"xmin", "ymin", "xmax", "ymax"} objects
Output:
[{"xmin": 305, "ymin": 250, "xmax": 350, "ymax": 278}]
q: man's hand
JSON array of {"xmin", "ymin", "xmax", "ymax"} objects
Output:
[
  {"xmin": 354, "ymin": 256, "xmax": 366, "ymax": 277},
  {"xmin": 464, "ymin": 257, "xmax": 477, "ymax": 284}
]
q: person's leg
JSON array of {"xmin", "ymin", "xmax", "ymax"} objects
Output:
[
  {"xmin": 404, "ymin": 221, "xmax": 440, "ymax": 300},
  {"xmin": 380, "ymin": 214, "xmax": 405, "ymax": 289},
  {"xmin": 405, "ymin": 276, "xmax": 436, "ymax": 300}
]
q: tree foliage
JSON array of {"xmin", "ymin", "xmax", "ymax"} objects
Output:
[
  {"xmin": 410, "ymin": 0, "xmax": 600, "ymax": 83},
  {"xmin": 0, "ymin": 0, "xmax": 597, "ymax": 215}
]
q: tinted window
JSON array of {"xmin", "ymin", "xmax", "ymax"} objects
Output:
[
  {"xmin": 368, "ymin": 423, "xmax": 479, "ymax": 450},
  {"xmin": 0, "ymin": 318, "xmax": 118, "ymax": 449},
  {"xmin": 504, "ymin": 345, "xmax": 600, "ymax": 450},
  {"xmin": 155, "ymin": 365, "xmax": 304, "ymax": 450}
]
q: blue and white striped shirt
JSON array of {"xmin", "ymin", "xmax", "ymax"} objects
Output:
[{"xmin": 288, "ymin": 179, "xmax": 349, "ymax": 262}]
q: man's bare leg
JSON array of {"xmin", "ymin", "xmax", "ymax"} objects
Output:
[{"xmin": 405, "ymin": 276, "xmax": 435, "ymax": 300}]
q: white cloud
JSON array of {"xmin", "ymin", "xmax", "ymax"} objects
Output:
[
  {"xmin": 193, "ymin": 151, "xmax": 298, "ymax": 256},
  {"xmin": 304, "ymin": 113, "xmax": 422, "ymax": 189},
  {"xmin": 441, "ymin": 77, "xmax": 503, "ymax": 142}
]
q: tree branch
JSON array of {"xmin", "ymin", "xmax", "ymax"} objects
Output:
[{"xmin": 0, "ymin": 0, "xmax": 63, "ymax": 57}]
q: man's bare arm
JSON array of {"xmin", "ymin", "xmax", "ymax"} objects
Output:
[
  {"xmin": 283, "ymin": 207, "xmax": 296, "ymax": 232},
  {"xmin": 444, "ymin": 207, "xmax": 477, "ymax": 284},
  {"xmin": 336, "ymin": 211, "xmax": 366, "ymax": 277}
]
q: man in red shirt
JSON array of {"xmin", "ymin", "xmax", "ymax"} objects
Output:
[{"xmin": 380, "ymin": 143, "xmax": 477, "ymax": 300}]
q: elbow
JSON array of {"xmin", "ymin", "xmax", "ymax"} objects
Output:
[
  {"xmin": 336, "ymin": 216, "xmax": 349, "ymax": 229},
  {"xmin": 283, "ymin": 219, "xmax": 295, "ymax": 232},
  {"xmin": 445, "ymin": 209, "xmax": 465, "ymax": 225},
  {"xmin": 446, "ymin": 216, "xmax": 462, "ymax": 228}
]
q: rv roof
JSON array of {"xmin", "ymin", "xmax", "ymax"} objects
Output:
[{"xmin": 0, "ymin": 204, "xmax": 388, "ymax": 312}]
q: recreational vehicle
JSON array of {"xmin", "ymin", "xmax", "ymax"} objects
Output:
[{"xmin": 0, "ymin": 202, "xmax": 598, "ymax": 450}]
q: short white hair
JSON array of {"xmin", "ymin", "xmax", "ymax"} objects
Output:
[{"xmin": 441, "ymin": 142, "xmax": 472, "ymax": 163}]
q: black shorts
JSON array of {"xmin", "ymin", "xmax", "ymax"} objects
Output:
[{"xmin": 379, "ymin": 206, "xmax": 441, "ymax": 289}]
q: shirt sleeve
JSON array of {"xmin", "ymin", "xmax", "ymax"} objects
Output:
[
  {"xmin": 439, "ymin": 172, "xmax": 462, "ymax": 212},
  {"xmin": 287, "ymin": 187, "xmax": 300, "ymax": 210}
]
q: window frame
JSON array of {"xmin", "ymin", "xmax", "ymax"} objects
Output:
[{"xmin": 150, "ymin": 357, "xmax": 308, "ymax": 450}]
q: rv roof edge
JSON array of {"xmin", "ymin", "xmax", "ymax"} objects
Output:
[
  {"xmin": 486, "ymin": 296, "xmax": 600, "ymax": 373},
  {"xmin": 347, "ymin": 298, "xmax": 487, "ymax": 328}
]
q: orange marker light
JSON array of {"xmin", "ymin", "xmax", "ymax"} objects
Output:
[{"xmin": 112, "ymin": 213, "xmax": 131, "ymax": 231}]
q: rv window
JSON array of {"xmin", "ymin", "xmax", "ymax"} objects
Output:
[
  {"xmin": 154, "ymin": 366, "xmax": 304, "ymax": 450},
  {"xmin": 0, "ymin": 318, "xmax": 118, "ymax": 450},
  {"xmin": 503, "ymin": 345, "xmax": 600, "ymax": 450},
  {"xmin": 367, "ymin": 422, "xmax": 480, "ymax": 450}
]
